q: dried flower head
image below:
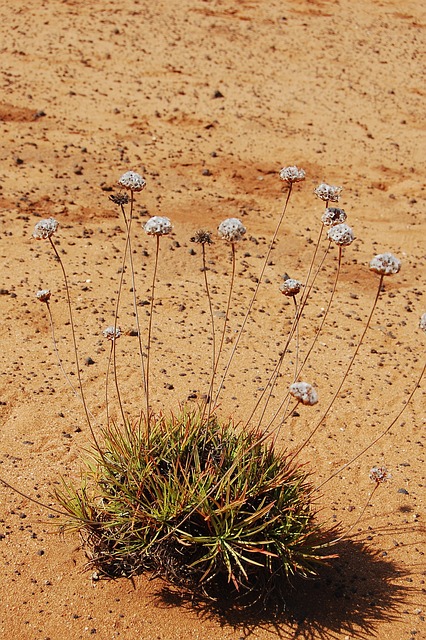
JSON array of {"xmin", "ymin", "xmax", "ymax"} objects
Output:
[
  {"xmin": 314, "ymin": 183, "xmax": 342, "ymax": 203},
  {"xmin": 190, "ymin": 229, "xmax": 213, "ymax": 245},
  {"xmin": 109, "ymin": 193, "xmax": 130, "ymax": 206},
  {"xmin": 118, "ymin": 171, "xmax": 146, "ymax": 192},
  {"xmin": 33, "ymin": 218, "xmax": 59, "ymax": 240},
  {"xmin": 280, "ymin": 278, "xmax": 302, "ymax": 297},
  {"xmin": 369, "ymin": 466, "xmax": 391, "ymax": 484},
  {"xmin": 321, "ymin": 207, "xmax": 347, "ymax": 226},
  {"xmin": 419, "ymin": 313, "xmax": 426, "ymax": 332},
  {"xmin": 103, "ymin": 326, "xmax": 121, "ymax": 341},
  {"xmin": 369, "ymin": 253, "xmax": 401, "ymax": 276},
  {"xmin": 279, "ymin": 166, "xmax": 306, "ymax": 184},
  {"xmin": 218, "ymin": 218, "xmax": 246, "ymax": 243},
  {"xmin": 144, "ymin": 216, "xmax": 173, "ymax": 236},
  {"xmin": 36, "ymin": 289, "xmax": 51, "ymax": 303},
  {"xmin": 289, "ymin": 381, "xmax": 318, "ymax": 406},
  {"xmin": 327, "ymin": 223, "xmax": 355, "ymax": 246}
]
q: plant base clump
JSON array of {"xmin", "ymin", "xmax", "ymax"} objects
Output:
[{"xmin": 57, "ymin": 408, "xmax": 334, "ymax": 603}]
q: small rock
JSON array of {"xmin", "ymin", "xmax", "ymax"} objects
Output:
[{"xmin": 398, "ymin": 488, "xmax": 409, "ymax": 495}]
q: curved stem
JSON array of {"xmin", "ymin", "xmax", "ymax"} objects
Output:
[
  {"xmin": 122, "ymin": 193, "xmax": 147, "ymax": 396},
  {"xmin": 48, "ymin": 238, "xmax": 101, "ymax": 453},
  {"xmin": 311, "ymin": 358, "xmax": 425, "ymax": 497},
  {"xmin": 288, "ymin": 274, "xmax": 385, "ymax": 466}
]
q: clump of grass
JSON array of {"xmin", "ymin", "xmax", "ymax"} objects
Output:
[{"xmin": 56, "ymin": 406, "xmax": 334, "ymax": 602}]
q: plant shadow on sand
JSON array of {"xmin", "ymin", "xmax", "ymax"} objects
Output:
[{"xmin": 152, "ymin": 537, "xmax": 413, "ymax": 639}]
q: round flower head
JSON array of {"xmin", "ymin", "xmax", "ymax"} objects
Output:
[
  {"xmin": 36, "ymin": 289, "xmax": 51, "ymax": 303},
  {"xmin": 321, "ymin": 207, "xmax": 347, "ymax": 226},
  {"xmin": 419, "ymin": 313, "xmax": 426, "ymax": 332},
  {"xmin": 314, "ymin": 183, "xmax": 342, "ymax": 203},
  {"xmin": 279, "ymin": 166, "xmax": 306, "ymax": 184},
  {"xmin": 369, "ymin": 466, "xmax": 391, "ymax": 484},
  {"xmin": 118, "ymin": 171, "xmax": 146, "ymax": 192},
  {"xmin": 144, "ymin": 216, "xmax": 172, "ymax": 236},
  {"xmin": 289, "ymin": 381, "xmax": 318, "ymax": 406},
  {"xmin": 369, "ymin": 253, "xmax": 401, "ymax": 276},
  {"xmin": 218, "ymin": 218, "xmax": 246, "ymax": 243},
  {"xmin": 327, "ymin": 223, "xmax": 355, "ymax": 246},
  {"xmin": 103, "ymin": 326, "xmax": 121, "ymax": 341},
  {"xmin": 280, "ymin": 278, "xmax": 302, "ymax": 297},
  {"xmin": 33, "ymin": 217, "xmax": 59, "ymax": 240}
]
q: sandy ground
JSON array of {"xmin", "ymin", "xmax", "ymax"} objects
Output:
[{"xmin": 0, "ymin": 0, "xmax": 425, "ymax": 638}]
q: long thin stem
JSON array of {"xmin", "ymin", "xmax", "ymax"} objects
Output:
[
  {"xmin": 200, "ymin": 243, "xmax": 216, "ymax": 421},
  {"xmin": 211, "ymin": 242, "xmax": 236, "ymax": 410},
  {"xmin": 0, "ymin": 476, "xmax": 67, "ymax": 516},
  {"xmin": 311, "ymin": 358, "xmax": 426, "ymax": 497},
  {"xmin": 146, "ymin": 235, "xmax": 161, "ymax": 434},
  {"xmin": 122, "ymin": 193, "xmax": 147, "ymax": 396},
  {"xmin": 288, "ymin": 274, "xmax": 385, "ymax": 466},
  {"xmin": 212, "ymin": 184, "xmax": 294, "ymax": 411},
  {"xmin": 48, "ymin": 238, "xmax": 102, "ymax": 453}
]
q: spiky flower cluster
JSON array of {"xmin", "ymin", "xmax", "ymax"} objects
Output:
[
  {"xmin": 118, "ymin": 171, "xmax": 146, "ymax": 192},
  {"xmin": 280, "ymin": 278, "xmax": 302, "ymax": 297},
  {"xmin": 289, "ymin": 382, "xmax": 318, "ymax": 406},
  {"xmin": 218, "ymin": 218, "xmax": 246, "ymax": 243},
  {"xmin": 190, "ymin": 229, "xmax": 213, "ymax": 245},
  {"xmin": 321, "ymin": 207, "xmax": 347, "ymax": 226},
  {"xmin": 279, "ymin": 166, "xmax": 306, "ymax": 184},
  {"xmin": 103, "ymin": 326, "xmax": 121, "ymax": 341},
  {"xmin": 36, "ymin": 289, "xmax": 51, "ymax": 303},
  {"xmin": 110, "ymin": 193, "xmax": 130, "ymax": 206},
  {"xmin": 314, "ymin": 183, "xmax": 342, "ymax": 203},
  {"xmin": 369, "ymin": 253, "xmax": 401, "ymax": 276},
  {"xmin": 33, "ymin": 218, "xmax": 59, "ymax": 240},
  {"xmin": 144, "ymin": 216, "xmax": 172, "ymax": 236},
  {"xmin": 327, "ymin": 223, "xmax": 355, "ymax": 246},
  {"xmin": 369, "ymin": 466, "xmax": 391, "ymax": 484}
]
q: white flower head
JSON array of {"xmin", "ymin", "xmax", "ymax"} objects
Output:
[
  {"xmin": 33, "ymin": 218, "xmax": 59, "ymax": 240},
  {"xmin": 322, "ymin": 207, "xmax": 347, "ymax": 226},
  {"xmin": 369, "ymin": 466, "xmax": 391, "ymax": 484},
  {"xmin": 144, "ymin": 216, "xmax": 172, "ymax": 236},
  {"xmin": 369, "ymin": 253, "xmax": 401, "ymax": 276},
  {"xmin": 314, "ymin": 183, "xmax": 342, "ymax": 203},
  {"xmin": 36, "ymin": 289, "xmax": 51, "ymax": 303},
  {"xmin": 279, "ymin": 166, "xmax": 306, "ymax": 184},
  {"xmin": 327, "ymin": 223, "xmax": 355, "ymax": 246},
  {"xmin": 103, "ymin": 326, "xmax": 121, "ymax": 341},
  {"xmin": 420, "ymin": 313, "xmax": 426, "ymax": 332},
  {"xmin": 289, "ymin": 381, "xmax": 318, "ymax": 406},
  {"xmin": 280, "ymin": 278, "xmax": 302, "ymax": 297},
  {"xmin": 218, "ymin": 218, "xmax": 246, "ymax": 243},
  {"xmin": 118, "ymin": 171, "xmax": 146, "ymax": 192}
]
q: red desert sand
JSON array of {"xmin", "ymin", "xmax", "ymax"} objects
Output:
[{"xmin": 0, "ymin": 1, "xmax": 425, "ymax": 638}]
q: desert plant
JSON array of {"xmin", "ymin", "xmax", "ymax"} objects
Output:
[
  {"xmin": 1, "ymin": 164, "xmax": 424, "ymax": 610},
  {"xmin": 55, "ymin": 407, "xmax": 334, "ymax": 602}
]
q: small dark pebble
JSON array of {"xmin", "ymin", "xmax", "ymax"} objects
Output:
[
  {"xmin": 202, "ymin": 168, "xmax": 212, "ymax": 176},
  {"xmin": 398, "ymin": 488, "xmax": 409, "ymax": 495},
  {"xmin": 212, "ymin": 89, "xmax": 224, "ymax": 98},
  {"xmin": 85, "ymin": 357, "xmax": 95, "ymax": 365},
  {"xmin": 164, "ymin": 383, "xmax": 174, "ymax": 390},
  {"xmin": 188, "ymin": 248, "xmax": 196, "ymax": 255},
  {"xmin": 128, "ymin": 329, "xmax": 139, "ymax": 336},
  {"xmin": 0, "ymin": 289, "xmax": 9, "ymax": 295},
  {"xmin": 37, "ymin": 549, "xmax": 45, "ymax": 556}
]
